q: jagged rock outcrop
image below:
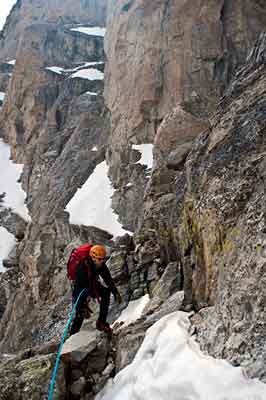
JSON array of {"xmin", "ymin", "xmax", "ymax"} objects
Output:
[{"xmin": 61, "ymin": 331, "xmax": 113, "ymax": 399}]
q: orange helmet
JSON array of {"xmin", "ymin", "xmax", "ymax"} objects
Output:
[{"xmin": 90, "ymin": 245, "xmax": 106, "ymax": 259}]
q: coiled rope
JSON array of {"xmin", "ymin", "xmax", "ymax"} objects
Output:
[{"xmin": 48, "ymin": 288, "xmax": 86, "ymax": 400}]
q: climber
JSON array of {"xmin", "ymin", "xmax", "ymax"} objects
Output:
[{"xmin": 69, "ymin": 245, "xmax": 122, "ymax": 335}]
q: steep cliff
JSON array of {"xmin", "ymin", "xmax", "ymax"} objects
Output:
[
  {"xmin": 104, "ymin": 0, "xmax": 266, "ymax": 233},
  {"xmin": 181, "ymin": 31, "xmax": 266, "ymax": 381},
  {"xmin": 0, "ymin": 0, "xmax": 107, "ymax": 62},
  {"xmin": 0, "ymin": 0, "xmax": 266, "ymax": 398},
  {"xmin": 0, "ymin": 1, "xmax": 111, "ymax": 351}
]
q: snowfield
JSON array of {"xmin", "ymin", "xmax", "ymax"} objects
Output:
[
  {"xmin": 132, "ymin": 144, "xmax": 153, "ymax": 170},
  {"xmin": 97, "ymin": 312, "xmax": 266, "ymax": 400},
  {"xmin": 70, "ymin": 26, "xmax": 106, "ymax": 37},
  {"xmin": 65, "ymin": 161, "xmax": 131, "ymax": 237},
  {"xmin": 112, "ymin": 294, "xmax": 150, "ymax": 328},
  {"xmin": 70, "ymin": 68, "xmax": 104, "ymax": 80},
  {"xmin": 46, "ymin": 61, "xmax": 103, "ymax": 76},
  {"xmin": 0, "ymin": 226, "xmax": 16, "ymax": 271},
  {"xmin": 0, "ymin": 139, "xmax": 30, "ymax": 221}
]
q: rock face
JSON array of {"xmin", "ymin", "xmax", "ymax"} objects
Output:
[
  {"xmin": 61, "ymin": 330, "xmax": 113, "ymax": 399},
  {"xmin": 180, "ymin": 32, "xmax": 266, "ymax": 381},
  {"xmin": 0, "ymin": 2, "xmax": 110, "ymax": 352},
  {"xmin": 104, "ymin": 0, "xmax": 266, "ymax": 232},
  {"xmin": 0, "ymin": 349, "xmax": 65, "ymax": 400},
  {"xmin": 103, "ymin": 0, "xmax": 266, "ymax": 385},
  {"xmin": 0, "ymin": 23, "xmax": 105, "ymax": 163},
  {"xmin": 106, "ymin": 0, "xmax": 266, "ymax": 131},
  {"xmin": 0, "ymin": 0, "xmax": 107, "ymax": 62},
  {"xmin": 0, "ymin": 0, "xmax": 266, "ymax": 398}
]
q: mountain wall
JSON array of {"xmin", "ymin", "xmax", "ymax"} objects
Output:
[
  {"xmin": 0, "ymin": 0, "xmax": 107, "ymax": 62},
  {"xmin": 0, "ymin": 0, "xmax": 110, "ymax": 351},
  {"xmin": 104, "ymin": 0, "xmax": 266, "ymax": 232},
  {"xmin": 0, "ymin": 0, "xmax": 266, "ymax": 397}
]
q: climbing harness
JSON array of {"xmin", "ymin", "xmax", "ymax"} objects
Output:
[{"xmin": 48, "ymin": 288, "xmax": 86, "ymax": 400}]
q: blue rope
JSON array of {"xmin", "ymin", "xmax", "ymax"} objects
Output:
[{"xmin": 48, "ymin": 288, "xmax": 86, "ymax": 400}]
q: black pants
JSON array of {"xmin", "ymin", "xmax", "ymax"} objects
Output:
[{"xmin": 70, "ymin": 285, "xmax": 111, "ymax": 335}]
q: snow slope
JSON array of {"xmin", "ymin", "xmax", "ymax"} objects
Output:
[
  {"xmin": 70, "ymin": 27, "xmax": 106, "ymax": 37},
  {"xmin": 0, "ymin": 139, "xmax": 30, "ymax": 221},
  {"xmin": 0, "ymin": 227, "xmax": 16, "ymax": 271},
  {"xmin": 0, "ymin": 1, "xmax": 17, "ymax": 30},
  {"xmin": 132, "ymin": 144, "xmax": 153, "ymax": 169},
  {"xmin": 97, "ymin": 312, "xmax": 266, "ymax": 400},
  {"xmin": 70, "ymin": 68, "xmax": 104, "ymax": 80},
  {"xmin": 66, "ymin": 161, "xmax": 131, "ymax": 237},
  {"xmin": 112, "ymin": 295, "xmax": 150, "ymax": 327}
]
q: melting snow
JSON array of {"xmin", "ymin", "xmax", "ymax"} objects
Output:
[
  {"xmin": 46, "ymin": 66, "xmax": 64, "ymax": 75},
  {"xmin": 65, "ymin": 161, "xmax": 132, "ymax": 237},
  {"xmin": 0, "ymin": 227, "xmax": 16, "ymax": 271},
  {"xmin": 46, "ymin": 62, "xmax": 103, "ymax": 76},
  {"xmin": 0, "ymin": 92, "xmax": 5, "ymax": 102},
  {"xmin": 86, "ymin": 91, "xmax": 98, "ymax": 96},
  {"xmin": 7, "ymin": 59, "xmax": 16, "ymax": 65},
  {"xmin": 82, "ymin": 62, "xmax": 104, "ymax": 67},
  {"xmin": 97, "ymin": 311, "xmax": 266, "ymax": 400},
  {"xmin": 70, "ymin": 26, "xmax": 106, "ymax": 37},
  {"xmin": 0, "ymin": 139, "xmax": 30, "ymax": 221},
  {"xmin": 132, "ymin": 144, "xmax": 153, "ymax": 169},
  {"xmin": 113, "ymin": 295, "xmax": 150, "ymax": 327},
  {"xmin": 70, "ymin": 68, "xmax": 104, "ymax": 80},
  {"xmin": 0, "ymin": 1, "xmax": 17, "ymax": 31}
]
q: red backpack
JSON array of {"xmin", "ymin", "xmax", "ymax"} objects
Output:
[{"xmin": 67, "ymin": 243, "xmax": 93, "ymax": 281}]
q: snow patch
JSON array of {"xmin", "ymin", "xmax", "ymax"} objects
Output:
[
  {"xmin": 0, "ymin": 139, "xmax": 30, "ymax": 221},
  {"xmin": 65, "ymin": 161, "xmax": 132, "ymax": 237},
  {"xmin": 82, "ymin": 62, "xmax": 104, "ymax": 67},
  {"xmin": 113, "ymin": 295, "xmax": 150, "ymax": 327},
  {"xmin": 91, "ymin": 146, "xmax": 98, "ymax": 151},
  {"xmin": 132, "ymin": 144, "xmax": 153, "ymax": 169},
  {"xmin": 46, "ymin": 62, "xmax": 103, "ymax": 76},
  {"xmin": 86, "ymin": 91, "xmax": 98, "ymax": 96},
  {"xmin": 0, "ymin": 2, "xmax": 17, "ymax": 31},
  {"xmin": 7, "ymin": 59, "xmax": 16, "ymax": 65},
  {"xmin": 70, "ymin": 26, "xmax": 106, "ymax": 37},
  {"xmin": 70, "ymin": 68, "xmax": 104, "ymax": 81},
  {"xmin": 97, "ymin": 311, "xmax": 266, "ymax": 400},
  {"xmin": 0, "ymin": 227, "xmax": 16, "ymax": 271},
  {"xmin": 46, "ymin": 66, "xmax": 64, "ymax": 75}
]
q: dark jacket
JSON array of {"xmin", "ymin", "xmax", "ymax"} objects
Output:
[{"xmin": 72, "ymin": 257, "xmax": 118, "ymax": 304}]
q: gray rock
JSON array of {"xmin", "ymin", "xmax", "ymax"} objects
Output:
[
  {"xmin": 0, "ymin": 352, "xmax": 65, "ymax": 399},
  {"xmin": 181, "ymin": 32, "xmax": 266, "ymax": 382},
  {"xmin": 152, "ymin": 262, "xmax": 182, "ymax": 301},
  {"xmin": 71, "ymin": 376, "xmax": 86, "ymax": 396}
]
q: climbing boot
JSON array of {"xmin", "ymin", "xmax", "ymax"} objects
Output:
[{"xmin": 96, "ymin": 320, "xmax": 112, "ymax": 334}]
